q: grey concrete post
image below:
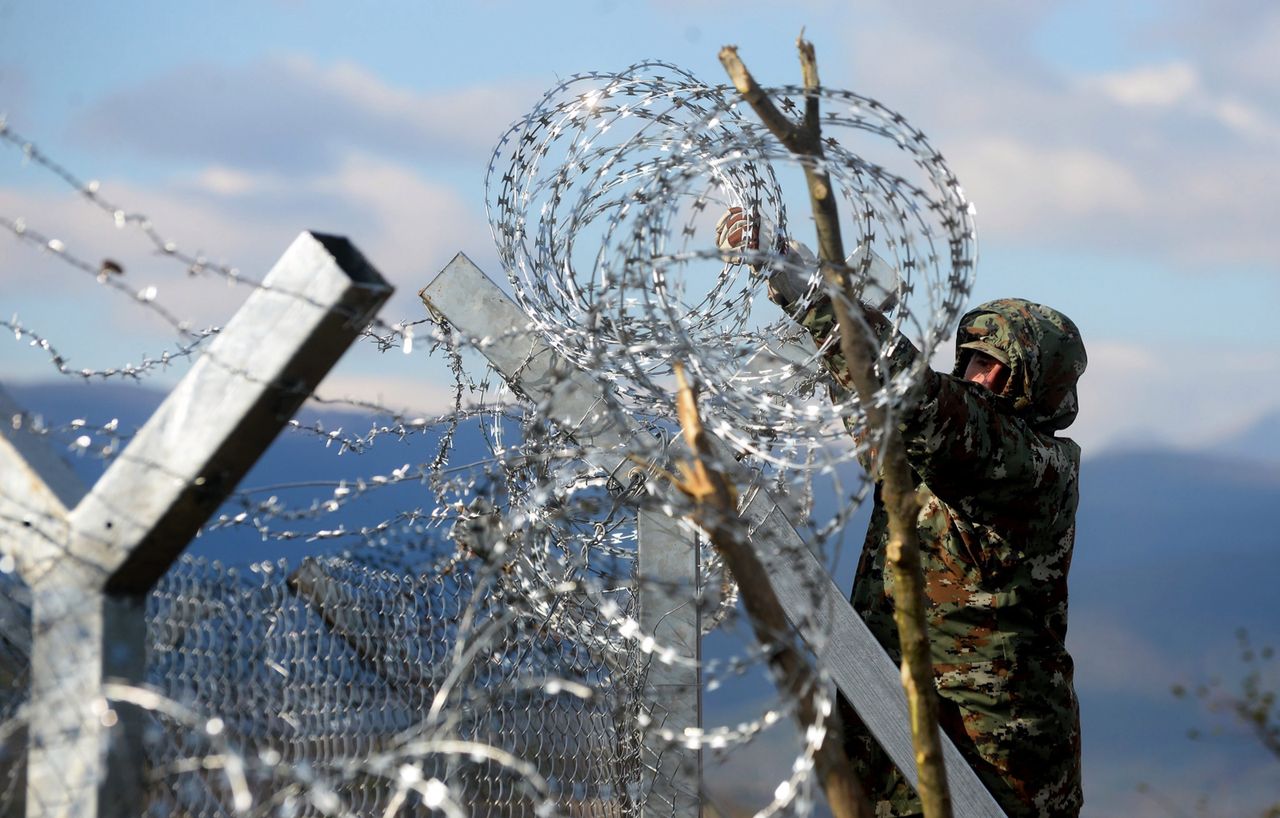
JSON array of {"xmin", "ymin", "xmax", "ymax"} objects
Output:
[
  {"xmin": 420, "ymin": 253, "xmax": 1007, "ymax": 818},
  {"xmin": 421, "ymin": 254, "xmax": 704, "ymax": 816},
  {"xmin": 1, "ymin": 232, "xmax": 392, "ymax": 818},
  {"xmin": 635, "ymin": 509, "xmax": 702, "ymax": 817}
]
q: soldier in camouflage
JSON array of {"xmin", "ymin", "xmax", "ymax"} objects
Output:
[
  {"xmin": 719, "ymin": 210, "xmax": 1088, "ymax": 818},
  {"xmin": 825, "ymin": 297, "xmax": 1087, "ymax": 818}
]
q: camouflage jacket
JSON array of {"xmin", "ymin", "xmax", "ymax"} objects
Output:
[{"xmin": 799, "ymin": 297, "xmax": 1087, "ymax": 818}]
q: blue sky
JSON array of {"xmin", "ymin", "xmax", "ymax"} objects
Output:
[{"xmin": 5, "ymin": 1, "xmax": 1279, "ymax": 456}]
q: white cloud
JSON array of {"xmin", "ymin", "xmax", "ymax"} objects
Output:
[
  {"xmin": 959, "ymin": 138, "xmax": 1145, "ymax": 232},
  {"xmin": 1072, "ymin": 339, "xmax": 1280, "ymax": 454},
  {"xmin": 1091, "ymin": 62, "xmax": 1200, "ymax": 108},
  {"xmin": 1166, "ymin": 0, "xmax": 1280, "ymax": 96},
  {"xmin": 73, "ymin": 55, "xmax": 535, "ymax": 174},
  {"xmin": 1211, "ymin": 98, "xmax": 1280, "ymax": 144},
  {"xmin": 1212, "ymin": 97, "xmax": 1275, "ymax": 138},
  {"xmin": 304, "ymin": 151, "xmax": 491, "ymax": 318},
  {"xmin": 194, "ymin": 167, "xmax": 261, "ymax": 196},
  {"xmin": 835, "ymin": 5, "xmax": 1280, "ymax": 272},
  {"xmin": 1, "ymin": 147, "xmax": 492, "ymax": 385},
  {"xmin": 1087, "ymin": 60, "xmax": 1280, "ymax": 144}
]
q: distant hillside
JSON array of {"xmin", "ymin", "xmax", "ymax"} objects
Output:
[
  {"xmin": 1070, "ymin": 447, "xmax": 1280, "ymax": 813},
  {"xmin": 1213, "ymin": 408, "xmax": 1280, "ymax": 465},
  {"xmin": 6, "ymin": 379, "xmax": 1279, "ymax": 815},
  {"xmin": 4, "ymin": 379, "xmax": 490, "ymax": 565}
]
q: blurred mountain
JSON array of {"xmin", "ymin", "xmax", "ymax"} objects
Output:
[
  {"xmin": 1071, "ymin": 447, "xmax": 1280, "ymax": 814},
  {"xmin": 1212, "ymin": 408, "xmax": 1280, "ymax": 465},
  {"xmin": 5, "ymin": 379, "xmax": 1279, "ymax": 815},
  {"xmin": 4, "ymin": 379, "xmax": 491, "ymax": 565}
]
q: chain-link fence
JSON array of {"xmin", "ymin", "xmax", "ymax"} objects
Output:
[
  {"xmin": 0, "ymin": 56, "xmax": 991, "ymax": 818},
  {"xmin": 0, "ymin": 546, "xmax": 649, "ymax": 817}
]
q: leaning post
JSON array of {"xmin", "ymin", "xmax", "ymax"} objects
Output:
[
  {"xmin": 0, "ymin": 232, "xmax": 392, "ymax": 818},
  {"xmin": 421, "ymin": 254, "xmax": 704, "ymax": 817},
  {"xmin": 419, "ymin": 253, "xmax": 1006, "ymax": 818}
]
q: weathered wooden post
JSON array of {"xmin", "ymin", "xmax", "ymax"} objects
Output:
[
  {"xmin": 420, "ymin": 254, "xmax": 1006, "ymax": 818},
  {"xmin": 0, "ymin": 232, "xmax": 392, "ymax": 818}
]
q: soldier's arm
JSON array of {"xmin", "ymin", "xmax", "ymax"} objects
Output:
[
  {"xmin": 721, "ymin": 201, "xmax": 913, "ymax": 382},
  {"xmin": 900, "ymin": 376, "xmax": 1078, "ymax": 511},
  {"xmin": 791, "ymin": 294, "xmax": 922, "ymax": 388}
]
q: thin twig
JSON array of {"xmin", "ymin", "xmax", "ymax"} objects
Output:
[
  {"xmin": 669, "ymin": 363, "xmax": 873, "ymax": 818},
  {"xmin": 720, "ymin": 37, "xmax": 955, "ymax": 818}
]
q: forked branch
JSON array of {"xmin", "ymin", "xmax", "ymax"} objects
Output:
[
  {"xmin": 719, "ymin": 37, "xmax": 955, "ymax": 818},
  {"xmin": 669, "ymin": 363, "xmax": 873, "ymax": 818}
]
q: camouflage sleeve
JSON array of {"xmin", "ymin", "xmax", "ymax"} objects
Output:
[
  {"xmin": 793, "ymin": 295, "xmax": 924, "ymax": 389},
  {"xmin": 900, "ymin": 375, "xmax": 1080, "ymax": 515},
  {"xmin": 788, "ymin": 295, "xmax": 932, "ymax": 473}
]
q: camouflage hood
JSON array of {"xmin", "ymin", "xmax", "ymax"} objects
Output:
[{"xmin": 952, "ymin": 298, "xmax": 1087, "ymax": 432}]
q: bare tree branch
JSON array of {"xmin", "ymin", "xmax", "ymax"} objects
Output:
[
  {"xmin": 720, "ymin": 37, "xmax": 955, "ymax": 818},
  {"xmin": 669, "ymin": 362, "xmax": 874, "ymax": 818}
]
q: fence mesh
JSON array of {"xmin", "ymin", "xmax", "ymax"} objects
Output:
[
  {"xmin": 0, "ymin": 546, "xmax": 647, "ymax": 817},
  {"xmin": 0, "ymin": 55, "xmax": 982, "ymax": 817}
]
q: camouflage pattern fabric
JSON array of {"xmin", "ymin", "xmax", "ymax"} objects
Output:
[{"xmin": 797, "ymin": 296, "xmax": 1088, "ymax": 818}]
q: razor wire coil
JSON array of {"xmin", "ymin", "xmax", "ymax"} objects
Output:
[{"xmin": 1, "ymin": 60, "xmax": 977, "ymax": 817}]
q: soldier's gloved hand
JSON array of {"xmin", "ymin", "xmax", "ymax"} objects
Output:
[
  {"xmin": 848, "ymin": 244, "xmax": 901, "ymax": 313},
  {"xmin": 766, "ymin": 239, "xmax": 819, "ymax": 315},
  {"xmin": 715, "ymin": 206, "xmax": 758, "ymax": 265},
  {"xmin": 767, "ymin": 241, "xmax": 901, "ymax": 317}
]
